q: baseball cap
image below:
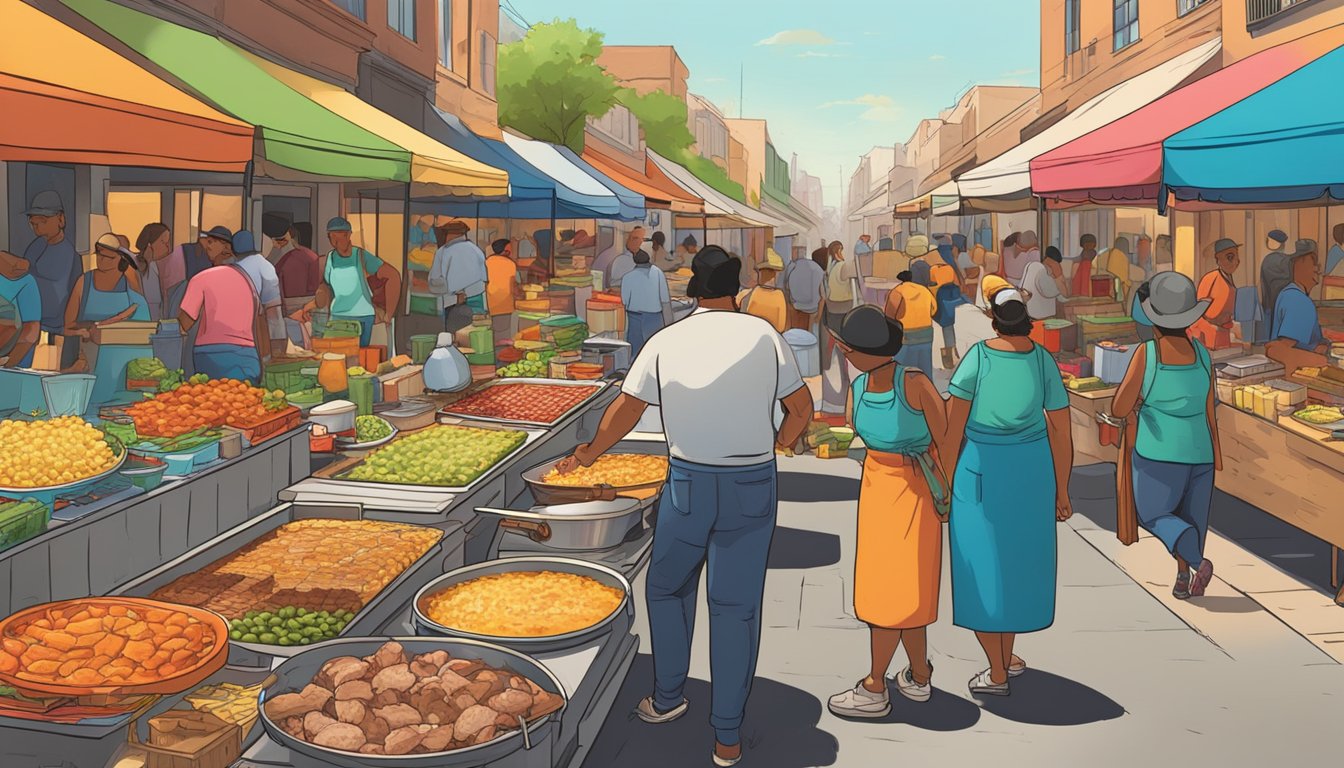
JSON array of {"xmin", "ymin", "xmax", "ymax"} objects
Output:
[
  {"xmin": 326, "ymin": 216, "xmax": 353, "ymax": 233},
  {"xmin": 1213, "ymin": 238, "xmax": 1240, "ymax": 255},
  {"xmin": 1268, "ymin": 229, "xmax": 1288, "ymax": 245},
  {"xmin": 24, "ymin": 191, "xmax": 64, "ymax": 217},
  {"xmin": 231, "ymin": 231, "xmax": 261, "ymax": 257}
]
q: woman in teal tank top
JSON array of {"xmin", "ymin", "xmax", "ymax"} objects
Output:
[
  {"xmin": 1112, "ymin": 272, "xmax": 1222, "ymax": 601},
  {"xmin": 824, "ymin": 306, "xmax": 951, "ymax": 719}
]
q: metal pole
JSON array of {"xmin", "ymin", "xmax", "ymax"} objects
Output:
[
  {"xmin": 550, "ymin": 193, "xmax": 557, "ymax": 280},
  {"xmin": 242, "ymin": 160, "xmax": 255, "ymax": 230}
]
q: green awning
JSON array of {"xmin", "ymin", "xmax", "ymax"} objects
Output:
[{"xmin": 64, "ymin": 0, "xmax": 410, "ymax": 182}]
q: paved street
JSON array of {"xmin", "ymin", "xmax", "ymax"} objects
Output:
[{"xmin": 586, "ymin": 453, "xmax": 1344, "ymax": 766}]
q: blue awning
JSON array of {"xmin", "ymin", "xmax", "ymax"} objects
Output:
[
  {"xmin": 1162, "ymin": 45, "xmax": 1344, "ymax": 208},
  {"xmin": 555, "ymin": 145, "xmax": 645, "ymax": 221},
  {"xmin": 425, "ymin": 107, "xmax": 638, "ymax": 220}
]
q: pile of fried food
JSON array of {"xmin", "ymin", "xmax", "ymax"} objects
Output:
[
  {"xmin": 420, "ymin": 571, "xmax": 624, "ymax": 638},
  {"xmin": 151, "ymin": 519, "xmax": 441, "ymax": 623},
  {"xmin": 0, "ymin": 600, "xmax": 219, "ymax": 689},
  {"xmin": 264, "ymin": 641, "xmax": 563, "ymax": 756},
  {"xmin": 0, "ymin": 416, "xmax": 119, "ymax": 488},
  {"xmin": 541, "ymin": 454, "xmax": 668, "ymax": 488}
]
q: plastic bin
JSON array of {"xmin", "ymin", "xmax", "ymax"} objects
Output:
[
  {"xmin": 783, "ymin": 329, "xmax": 820, "ymax": 378},
  {"xmin": 42, "ymin": 373, "xmax": 96, "ymax": 416}
]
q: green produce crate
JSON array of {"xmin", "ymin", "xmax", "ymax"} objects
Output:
[
  {"xmin": 322, "ymin": 318, "xmax": 364, "ymax": 339},
  {"xmin": 263, "ymin": 361, "xmax": 319, "ymax": 394},
  {"xmin": 0, "ymin": 499, "xmax": 50, "ymax": 553}
]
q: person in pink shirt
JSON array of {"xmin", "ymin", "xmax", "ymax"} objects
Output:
[{"xmin": 177, "ymin": 228, "xmax": 262, "ymax": 384}]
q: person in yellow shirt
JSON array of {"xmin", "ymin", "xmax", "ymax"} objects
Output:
[
  {"xmin": 486, "ymin": 239, "xmax": 520, "ymax": 346},
  {"xmin": 886, "ymin": 269, "xmax": 938, "ymax": 378},
  {"xmin": 740, "ymin": 248, "xmax": 789, "ymax": 333}
]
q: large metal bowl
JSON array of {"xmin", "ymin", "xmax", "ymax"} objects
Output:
[
  {"xmin": 413, "ymin": 557, "xmax": 632, "ymax": 654},
  {"xmin": 475, "ymin": 499, "xmax": 645, "ymax": 551},
  {"xmin": 0, "ymin": 432, "xmax": 126, "ymax": 503},
  {"xmin": 520, "ymin": 453, "xmax": 666, "ymax": 506},
  {"xmin": 259, "ymin": 637, "xmax": 565, "ymax": 768}
]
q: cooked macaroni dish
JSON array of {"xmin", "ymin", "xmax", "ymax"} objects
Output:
[
  {"xmin": 422, "ymin": 571, "xmax": 624, "ymax": 637},
  {"xmin": 542, "ymin": 454, "xmax": 668, "ymax": 488}
]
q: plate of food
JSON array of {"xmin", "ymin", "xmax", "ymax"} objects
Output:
[
  {"xmin": 1291, "ymin": 404, "xmax": 1344, "ymax": 432},
  {"xmin": 334, "ymin": 415, "xmax": 399, "ymax": 451}
]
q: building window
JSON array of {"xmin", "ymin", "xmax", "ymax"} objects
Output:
[
  {"xmin": 1065, "ymin": 0, "xmax": 1081, "ymax": 54},
  {"xmin": 1113, "ymin": 0, "xmax": 1139, "ymax": 50},
  {"xmin": 479, "ymin": 31, "xmax": 497, "ymax": 97},
  {"xmin": 1246, "ymin": 0, "xmax": 1315, "ymax": 26},
  {"xmin": 388, "ymin": 0, "xmax": 415, "ymax": 41},
  {"xmin": 437, "ymin": 0, "xmax": 453, "ymax": 68},
  {"xmin": 329, "ymin": 0, "xmax": 365, "ymax": 21},
  {"xmin": 1178, "ymin": 0, "xmax": 1210, "ymax": 15}
]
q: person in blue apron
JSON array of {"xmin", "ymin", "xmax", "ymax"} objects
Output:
[
  {"xmin": 64, "ymin": 234, "xmax": 151, "ymax": 341},
  {"xmin": 319, "ymin": 217, "xmax": 401, "ymax": 347},
  {"xmin": 943, "ymin": 275, "xmax": 1074, "ymax": 698},
  {"xmin": 0, "ymin": 249, "xmax": 42, "ymax": 368}
]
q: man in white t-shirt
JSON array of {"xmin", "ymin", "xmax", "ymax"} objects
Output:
[{"xmin": 556, "ymin": 245, "xmax": 812, "ymax": 768}]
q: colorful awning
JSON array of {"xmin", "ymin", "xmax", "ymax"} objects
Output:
[
  {"xmin": 66, "ymin": 0, "xmax": 409, "ymax": 182},
  {"xmin": 582, "ymin": 146, "xmax": 704, "ymax": 214},
  {"xmin": 502, "ymin": 133, "xmax": 640, "ymax": 220},
  {"xmin": 1163, "ymin": 44, "xmax": 1344, "ymax": 209},
  {"xmin": 0, "ymin": 0, "xmax": 252, "ymax": 171},
  {"xmin": 649, "ymin": 151, "xmax": 775, "ymax": 229},
  {"xmin": 954, "ymin": 38, "xmax": 1221, "ymax": 213},
  {"xmin": 554, "ymin": 145, "xmax": 646, "ymax": 221},
  {"xmin": 238, "ymin": 48, "xmax": 507, "ymax": 196},
  {"xmin": 1032, "ymin": 28, "xmax": 1344, "ymax": 207}
]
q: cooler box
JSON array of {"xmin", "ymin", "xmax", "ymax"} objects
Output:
[
  {"xmin": 783, "ymin": 329, "xmax": 820, "ymax": 378},
  {"xmin": 1054, "ymin": 354, "xmax": 1093, "ymax": 379},
  {"xmin": 1090, "ymin": 275, "xmax": 1116, "ymax": 298},
  {"xmin": 1093, "ymin": 344, "xmax": 1139, "ymax": 385},
  {"xmin": 1037, "ymin": 318, "xmax": 1076, "ymax": 354}
]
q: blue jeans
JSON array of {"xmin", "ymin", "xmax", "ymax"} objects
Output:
[
  {"xmin": 193, "ymin": 344, "xmax": 261, "ymax": 385},
  {"xmin": 626, "ymin": 310, "xmax": 664, "ymax": 360},
  {"xmin": 649, "ymin": 458, "xmax": 777, "ymax": 747},
  {"xmin": 1132, "ymin": 454, "xmax": 1215, "ymax": 566}
]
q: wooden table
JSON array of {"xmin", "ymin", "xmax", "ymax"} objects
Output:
[
  {"xmin": 1068, "ymin": 387, "xmax": 1119, "ymax": 467},
  {"xmin": 1216, "ymin": 405, "xmax": 1344, "ymax": 604}
]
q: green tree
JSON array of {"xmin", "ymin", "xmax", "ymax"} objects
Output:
[
  {"xmin": 620, "ymin": 90, "xmax": 747, "ymax": 203},
  {"xmin": 497, "ymin": 20, "xmax": 620, "ymax": 152}
]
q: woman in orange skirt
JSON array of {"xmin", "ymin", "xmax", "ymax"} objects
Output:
[{"xmin": 826, "ymin": 306, "xmax": 949, "ymax": 719}]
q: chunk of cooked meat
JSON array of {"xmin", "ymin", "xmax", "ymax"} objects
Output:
[
  {"xmin": 529, "ymin": 690, "xmax": 563, "ymax": 718},
  {"xmin": 335, "ymin": 700, "xmax": 366, "ymax": 725},
  {"xmin": 362, "ymin": 715, "xmax": 390, "ymax": 746},
  {"xmin": 303, "ymin": 711, "xmax": 338, "ymax": 739},
  {"xmin": 383, "ymin": 725, "xmax": 429, "ymax": 755},
  {"xmin": 452, "ymin": 693, "xmax": 478, "ymax": 711},
  {"xmin": 488, "ymin": 689, "xmax": 532, "ymax": 718},
  {"xmin": 373, "ymin": 689, "xmax": 401, "ymax": 708},
  {"xmin": 373, "ymin": 663, "xmax": 416, "ymax": 694},
  {"xmin": 453, "ymin": 704, "xmax": 497, "ymax": 742},
  {"xmin": 419, "ymin": 725, "xmax": 456, "ymax": 753},
  {"xmin": 374, "ymin": 703, "xmax": 422, "ymax": 730},
  {"xmin": 311, "ymin": 722, "xmax": 366, "ymax": 752},
  {"xmin": 438, "ymin": 667, "xmax": 472, "ymax": 694},
  {"xmin": 264, "ymin": 684, "xmax": 332, "ymax": 721},
  {"xmin": 471, "ymin": 725, "xmax": 497, "ymax": 745},
  {"xmin": 444, "ymin": 658, "xmax": 483, "ymax": 677},
  {"xmin": 369, "ymin": 641, "xmax": 406, "ymax": 672},
  {"xmin": 280, "ymin": 716, "xmax": 304, "ymax": 739},
  {"xmin": 359, "ymin": 744, "xmax": 384, "ymax": 755},
  {"xmin": 318, "ymin": 657, "xmax": 370, "ymax": 689},
  {"xmin": 334, "ymin": 680, "xmax": 373, "ymax": 701}
]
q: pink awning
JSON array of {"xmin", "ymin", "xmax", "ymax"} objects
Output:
[{"xmin": 1030, "ymin": 28, "xmax": 1344, "ymax": 208}]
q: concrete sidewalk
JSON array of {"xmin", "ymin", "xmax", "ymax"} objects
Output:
[{"xmin": 584, "ymin": 454, "xmax": 1344, "ymax": 766}]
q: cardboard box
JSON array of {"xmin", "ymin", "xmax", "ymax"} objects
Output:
[
  {"xmin": 140, "ymin": 711, "xmax": 241, "ymax": 768},
  {"xmin": 871, "ymin": 250, "xmax": 910, "ymax": 280}
]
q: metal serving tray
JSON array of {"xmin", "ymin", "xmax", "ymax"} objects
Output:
[
  {"xmin": 111, "ymin": 502, "xmax": 458, "ymax": 663},
  {"xmin": 326, "ymin": 423, "xmax": 546, "ymax": 495},
  {"xmin": 436, "ymin": 378, "xmax": 610, "ymax": 429}
]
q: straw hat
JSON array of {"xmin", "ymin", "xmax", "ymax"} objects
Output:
[{"xmin": 904, "ymin": 234, "xmax": 931, "ymax": 258}]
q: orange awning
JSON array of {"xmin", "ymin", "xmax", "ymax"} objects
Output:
[
  {"xmin": 584, "ymin": 146, "xmax": 704, "ymax": 214},
  {"xmin": 0, "ymin": 0, "xmax": 253, "ymax": 171}
]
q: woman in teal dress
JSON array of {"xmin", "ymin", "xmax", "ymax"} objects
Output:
[
  {"xmin": 944, "ymin": 275, "xmax": 1073, "ymax": 697},
  {"xmin": 64, "ymin": 234, "xmax": 151, "ymax": 339}
]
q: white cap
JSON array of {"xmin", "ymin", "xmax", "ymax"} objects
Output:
[{"xmin": 436, "ymin": 332, "xmax": 455, "ymax": 347}]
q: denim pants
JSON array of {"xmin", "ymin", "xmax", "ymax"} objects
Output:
[
  {"xmin": 649, "ymin": 458, "xmax": 777, "ymax": 747},
  {"xmin": 1132, "ymin": 454, "xmax": 1215, "ymax": 566},
  {"xmin": 193, "ymin": 344, "xmax": 261, "ymax": 385},
  {"xmin": 625, "ymin": 310, "xmax": 665, "ymax": 360}
]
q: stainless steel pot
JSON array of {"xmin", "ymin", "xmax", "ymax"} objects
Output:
[
  {"xmin": 476, "ymin": 499, "xmax": 644, "ymax": 551},
  {"xmin": 520, "ymin": 454, "xmax": 665, "ymax": 506},
  {"xmin": 413, "ymin": 557, "xmax": 633, "ymax": 654},
  {"xmin": 258, "ymin": 637, "xmax": 564, "ymax": 768}
]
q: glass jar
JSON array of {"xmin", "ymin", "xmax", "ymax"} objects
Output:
[{"xmin": 317, "ymin": 353, "xmax": 348, "ymax": 394}]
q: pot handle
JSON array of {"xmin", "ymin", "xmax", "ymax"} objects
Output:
[
  {"xmin": 594, "ymin": 485, "xmax": 619, "ymax": 502},
  {"xmin": 499, "ymin": 519, "xmax": 552, "ymax": 542}
]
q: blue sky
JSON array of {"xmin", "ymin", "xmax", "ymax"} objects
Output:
[{"xmin": 505, "ymin": 0, "xmax": 1040, "ymax": 208}]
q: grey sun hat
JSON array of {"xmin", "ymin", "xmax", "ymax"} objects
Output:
[
  {"xmin": 24, "ymin": 190, "xmax": 64, "ymax": 217},
  {"xmin": 1141, "ymin": 271, "xmax": 1211, "ymax": 330},
  {"xmin": 1213, "ymin": 238, "xmax": 1240, "ymax": 255}
]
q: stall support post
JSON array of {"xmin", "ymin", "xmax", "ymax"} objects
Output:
[
  {"xmin": 242, "ymin": 160, "xmax": 255, "ymax": 230},
  {"xmin": 549, "ymin": 193, "xmax": 557, "ymax": 280}
]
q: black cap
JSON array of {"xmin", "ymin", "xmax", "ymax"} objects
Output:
[
  {"xmin": 831, "ymin": 305, "xmax": 904, "ymax": 357},
  {"xmin": 687, "ymin": 245, "xmax": 740, "ymax": 300}
]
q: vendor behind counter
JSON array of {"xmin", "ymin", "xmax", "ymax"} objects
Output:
[{"xmin": 1266, "ymin": 240, "xmax": 1330, "ymax": 375}]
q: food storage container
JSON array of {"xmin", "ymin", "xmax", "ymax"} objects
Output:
[
  {"xmin": 379, "ymin": 398, "xmax": 438, "ymax": 432},
  {"xmin": 309, "ymin": 400, "xmax": 356, "ymax": 434},
  {"xmin": 120, "ymin": 455, "xmax": 168, "ymax": 491},
  {"xmin": 409, "ymin": 334, "xmax": 437, "ymax": 365},
  {"xmin": 258, "ymin": 638, "xmax": 564, "ymax": 768},
  {"xmin": 1266, "ymin": 379, "xmax": 1307, "ymax": 408},
  {"xmin": 42, "ymin": 373, "xmax": 96, "ymax": 417},
  {"xmin": 0, "ymin": 498, "xmax": 50, "ymax": 553},
  {"xmin": 316, "ymin": 353, "xmax": 349, "ymax": 394},
  {"xmin": 413, "ymin": 558, "xmax": 632, "ymax": 653},
  {"xmin": 476, "ymin": 499, "xmax": 645, "ymax": 551},
  {"xmin": 217, "ymin": 429, "xmax": 243, "ymax": 459}
]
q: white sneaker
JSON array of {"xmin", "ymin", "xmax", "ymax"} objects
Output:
[
  {"xmin": 635, "ymin": 696, "xmax": 687, "ymax": 724},
  {"xmin": 893, "ymin": 664, "xmax": 933, "ymax": 703},
  {"xmin": 968, "ymin": 669, "xmax": 1010, "ymax": 697},
  {"xmin": 827, "ymin": 679, "xmax": 891, "ymax": 719}
]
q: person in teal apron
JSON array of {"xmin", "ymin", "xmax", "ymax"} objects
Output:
[
  {"xmin": 944, "ymin": 275, "xmax": 1073, "ymax": 698},
  {"xmin": 64, "ymin": 234, "xmax": 151, "ymax": 338},
  {"xmin": 1111, "ymin": 272, "xmax": 1221, "ymax": 600},
  {"xmin": 319, "ymin": 217, "xmax": 401, "ymax": 348}
]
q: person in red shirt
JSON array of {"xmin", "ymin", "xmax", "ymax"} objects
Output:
[
  {"xmin": 1071, "ymin": 233, "xmax": 1098, "ymax": 297},
  {"xmin": 268, "ymin": 222, "xmax": 321, "ymax": 317}
]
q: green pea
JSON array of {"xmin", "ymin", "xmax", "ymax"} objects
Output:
[
  {"xmin": 240, "ymin": 633, "xmax": 258, "ymax": 643},
  {"xmin": 260, "ymin": 632, "xmax": 278, "ymax": 644},
  {"xmin": 277, "ymin": 636, "xmax": 293, "ymax": 646},
  {"xmin": 285, "ymin": 619, "xmax": 301, "ymax": 631},
  {"xmin": 295, "ymin": 608, "xmax": 307, "ymax": 617},
  {"xmin": 300, "ymin": 637, "xmax": 312, "ymax": 645},
  {"xmin": 229, "ymin": 630, "xmax": 242, "ymax": 641}
]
